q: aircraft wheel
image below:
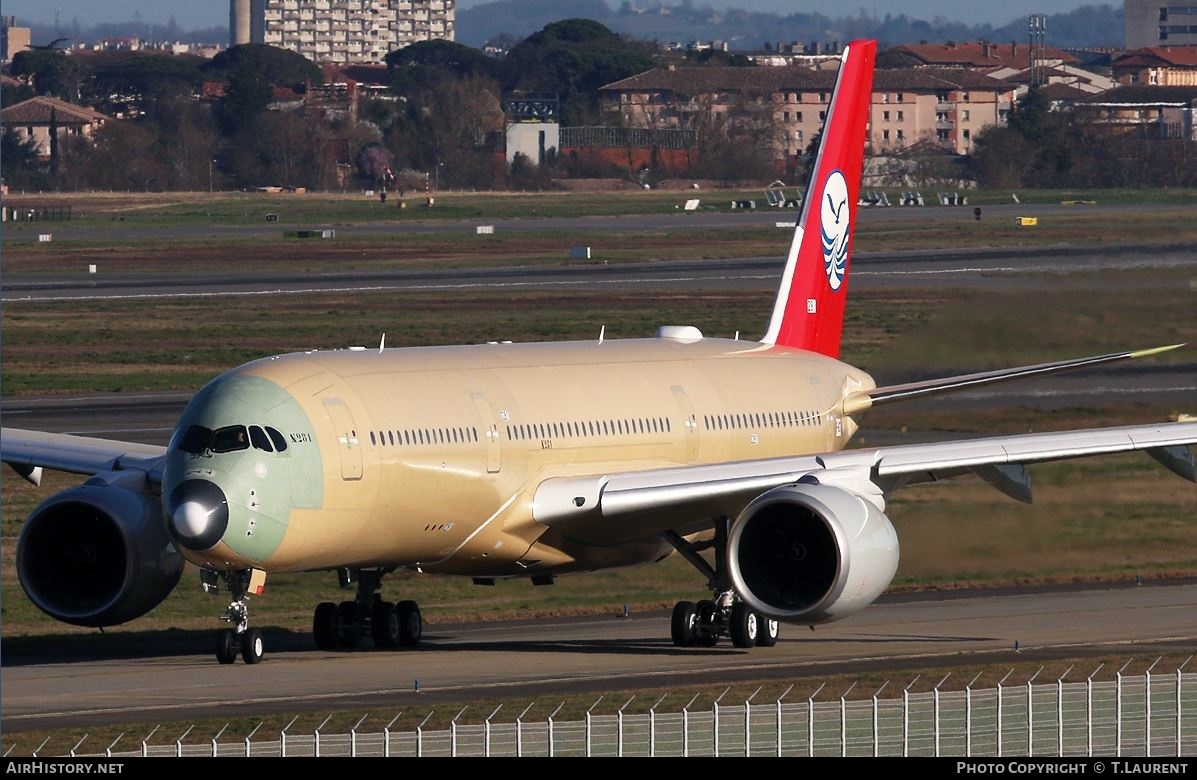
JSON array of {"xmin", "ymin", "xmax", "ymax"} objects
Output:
[
  {"xmin": 338, "ymin": 600, "xmax": 361, "ymax": 648},
  {"xmin": 313, "ymin": 601, "xmax": 340, "ymax": 650},
  {"xmin": 695, "ymin": 600, "xmax": 720, "ymax": 647},
  {"xmin": 729, "ymin": 602, "xmax": 759, "ymax": 648},
  {"xmin": 241, "ymin": 628, "xmax": 264, "ymax": 664},
  {"xmin": 216, "ymin": 629, "xmax": 238, "ymax": 664},
  {"xmin": 372, "ymin": 600, "xmax": 400, "ymax": 648},
  {"xmin": 398, "ymin": 600, "xmax": 422, "ymax": 646},
  {"xmin": 756, "ymin": 617, "xmax": 779, "ymax": 648},
  {"xmin": 671, "ymin": 600, "xmax": 698, "ymax": 647}
]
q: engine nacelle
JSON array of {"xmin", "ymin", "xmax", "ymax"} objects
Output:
[
  {"xmin": 727, "ymin": 483, "xmax": 899, "ymax": 625},
  {"xmin": 16, "ymin": 473, "xmax": 184, "ymax": 627}
]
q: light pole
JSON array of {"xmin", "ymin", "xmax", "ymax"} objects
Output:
[{"xmin": 209, "ymin": 158, "xmax": 214, "ymax": 192}]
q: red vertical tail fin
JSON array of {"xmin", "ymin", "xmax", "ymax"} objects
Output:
[{"xmin": 760, "ymin": 40, "xmax": 876, "ymax": 357}]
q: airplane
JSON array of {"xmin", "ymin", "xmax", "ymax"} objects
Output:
[{"xmin": 4, "ymin": 39, "xmax": 1196, "ymax": 665}]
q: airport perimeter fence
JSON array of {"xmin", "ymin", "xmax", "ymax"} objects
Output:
[{"xmin": 49, "ymin": 666, "xmax": 1197, "ymax": 758}]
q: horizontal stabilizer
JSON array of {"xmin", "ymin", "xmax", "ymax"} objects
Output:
[{"xmin": 844, "ymin": 344, "xmax": 1185, "ymax": 415}]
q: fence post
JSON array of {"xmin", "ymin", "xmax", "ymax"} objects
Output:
[
  {"xmin": 964, "ymin": 673, "xmax": 982, "ymax": 757},
  {"xmin": 1057, "ymin": 666, "xmax": 1073, "ymax": 757},
  {"xmin": 140, "ymin": 725, "xmax": 159, "ymax": 758},
  {"xmin": 1087, "ymin": 664, "xmax": 1104, "ymax": 757},
  {"xmin": 106, "ymin": 732, "xmax": 125, "ymax": 759},
  {"xmin": 840, "ymin": 681, "xmax": 858, "ymax": 757},
  {"xmin": 211, "ymin": 724, "xmax": 229, "ymax": 758},
  {"xmin": 586, "ymin": 696, "xmax": 604, "ymax": 757},
  {"xmin": 350, "ymin": 715, "xmax": 368, "ymax": 758},
  {"xmin": 314, "ymin": 714, "xmax": 333, "ymax": 757},
  {"xmin": 1027, "ymin": 666, "xmax": 1044, "ymax": 757},
  {"xmin": 32, "ymin": 737, "xmax": 51, "ymax": 758},
  {"xmin": 384, "ymin": 714, "xmax": 402, "ymax": 758},
  {"xmin": 1116, "ymin": 658, "xmax": 1135, "ymax": 758},
  {"xmin": 280, "ymin": 715, "xmax": 298, "ymax": 758},
  {"xmin": 713, "ymin": 687, "xmax": 729, "ymax": 757},
  {"xmin": 872, "ymin": 682, "xmax": 890, "ymax": 757},
  {"xmin": 69, "ymin": 735, "xmax": 88, "ymax": 758},
  {"xmin": 516, "ymin": 703, "xmax": 534, "ymax": 757},
  {"xmin": 548, "ymin": 703, "xmax": 564, "ymax": 758},
  {"xmin": 1146, "ymin": 657, "xmax": 1161, "ymax": 757},
  {"xmin": 809, "ymin": 682, "xmax": 826, "ymax": 757},
  {"xmin": 483, "ymin": 704, "xmax": 502, "ymax": 757},
  {"xmin": 997, "ymin": 670, "xmax": 1013, "ymax": 757},
  {"xmin": 933, "ymin": 673, "xmax": 950, "ymax": 757},
  {"xmin": 174, "ymin": 725, "xmax": 193, "ymax": 758},
  {"xmin": 451, "ymin": 706, "xmax": 468, "ymax": 757},
  {"xmin": 903, "ymin": 675, "xmax": 920, "ymax": 757},
  {"xmin": 683, "ymin": 693, "xmax": 700, "ymax": 758},
  {"xmin": 244, "ymin": 722, "xmax": 263, "ymax": 758},
  {"xmin": 1178, "ymin": 658, "xmax": 1192, "ymax": 758},
  {"xmin": 416, "ymin": 711, "xmax": 434, "ymax": 758},
  {"xmin": 649, "ymin": 694, "xmax": 668, "ymax": 757},
  {"xmin": 776, "ymin": 685, "xmax": 794, "ymax": 758},
  {"xmin": 744, "ymin": 686, "xmax": 762, "ymax": 757},
  {"xmin": 617, "ymin": 696, "xmax": 635, "ymax": 757}
]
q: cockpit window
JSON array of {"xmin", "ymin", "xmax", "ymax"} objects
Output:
[
  {"xmin": 249, "ymin": 425, "xmax": 273, "ymax": 452},
  {"xmin": 265, "ymin": 427, "xmax": 288, "ymax": 452},
  {"xmin": 211, "ymin": 425, "xmax": 250, "ymax": 453},
  {"xmin": 177, "ymin": 425, "xmax": 213, "ymax": 454}
]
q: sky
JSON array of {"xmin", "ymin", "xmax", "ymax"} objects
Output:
[{"xmin": 2, "ymin": 0, "xmax": 1102, "ymax": 30}]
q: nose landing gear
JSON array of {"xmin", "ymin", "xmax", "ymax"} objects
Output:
[{"xmin": 206, "ymin": 568, "xmax": 266, "ymax": 664}]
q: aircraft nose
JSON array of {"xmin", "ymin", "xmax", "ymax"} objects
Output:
[{"xmin": 167, "ymin": 479, "xmax": 229, "ymax": 551}]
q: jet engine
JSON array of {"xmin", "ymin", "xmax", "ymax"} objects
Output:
[
  {"xmin": 16, "ymin": 472, "xmax": 184, "ymax": 627},
  {"xmin": 727, "ymin": 482, "xmax": 899, "ymax": 624}
]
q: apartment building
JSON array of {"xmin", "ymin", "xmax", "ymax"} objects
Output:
[
  {"xmin": 601, "ymin": 65, "xmax": 1014, "ymax": 161},
  {"xmin": 230, "ymin": 0, "xmax": 454, "ymax": 63}
]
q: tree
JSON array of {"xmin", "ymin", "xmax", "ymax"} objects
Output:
[
  {"xmin": 502, "ymin": 19, "xmax": 655, "ymax": 126},
  {"xmin": 202, "ymin": 44, "xmax": 322, "ymax": 89},
  {"xmin": 219, "ymin": 68, "xmax": 273, "ymax": 135},
  {"xmin": 9, "ymin": 49, "xmax": 89, "ymax": 101},
  {"xmin": 384, "ymin": 38, "xmax": 500, "ymax": 93},
  {"xmin": 90, "ymin": 53, "xmax": 205, "ymax": 120},
  {"xmin": 1, "ymin": 128, "xmax": 47, "ymax": 190}
]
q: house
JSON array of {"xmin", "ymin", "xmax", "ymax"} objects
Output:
[
  {"xmin": 1112, "ymin": 47, "xmax": 1197, "ymax": 87},
  {"xmin": 0, "ymin": 95, "xmax": 108, "ymax": 160},
  {"xmin": 1074, "ymin": 85, "xmax": 1197, "ymax": 140}
]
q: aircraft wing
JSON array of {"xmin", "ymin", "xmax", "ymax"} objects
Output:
[
  {"xmin": 1, "ymin": 427, "xmax": 167, "ymax": 485},
  {"xmin": 532, "ymin": 420, "xmax": 1197, "ymax": 545}
]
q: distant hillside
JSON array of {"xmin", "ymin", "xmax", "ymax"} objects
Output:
[{"xmin": 459, "ymin": 1, "xmax": 1125, "ymax": 50}]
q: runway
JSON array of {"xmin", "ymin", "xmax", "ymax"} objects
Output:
[
  {"xmin": 4, "ymin": 243, "xmax": 1196, "ymax": 302},
  {"xmin": 4, "ymin": 581, "xmax": 1196, "ymax": 732}
]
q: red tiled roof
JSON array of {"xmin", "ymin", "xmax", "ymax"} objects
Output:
[
  {"xmin": 0, "ymin": 96, "xmax": 107, "ymax": 126},
  {"xmin": 602, "ymin": 66, "xmax": 1010, "ymax": 94},
  {"xmin": 1112, "ymin": 47, "xmax": 1197, "ymax": 68},
  {"xmin": 887, "ymin": 42, "xmax": 1077, "ymax": 69}
]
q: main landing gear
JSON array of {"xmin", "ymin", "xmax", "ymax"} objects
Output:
[
  {"xmin": 663, "ymin": 521, "xmax": 780, "ymax": 650},
  {"xmin": 205, "ymin": 568, "xmax": 266, "ymax": 665},
  {"xmin": 312, "ymin": 567, "xmax": 423, "ymax": 651}
]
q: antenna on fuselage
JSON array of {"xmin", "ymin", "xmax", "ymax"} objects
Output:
[
  {"xmin": 598, "ymin": 325, "xmax": 605, "ymax": 345},
  {"xmin": 379, "ymin": 333, "xmax": 386, "ymax": 354}
]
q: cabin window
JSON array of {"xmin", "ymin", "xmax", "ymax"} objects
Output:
[
  {"xmin": 248, "ymin": 426, "xmax": 274, "ymax": 452},
  {"xmin": 265, "ymin": 427, "xmax": 288, "ymax": 452},
  {"xmin": 211, "ymin": 425, "xmax": 250, "ymax": 453}
]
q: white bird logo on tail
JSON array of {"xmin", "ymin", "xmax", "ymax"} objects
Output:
[{"xmin": 819, "ymin": 169, "xmax": 851, "ymax": 291}]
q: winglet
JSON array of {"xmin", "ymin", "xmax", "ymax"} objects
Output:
[{"xmin": 760, "ymin": 39, "xmax": 876, "ymax": 357}]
